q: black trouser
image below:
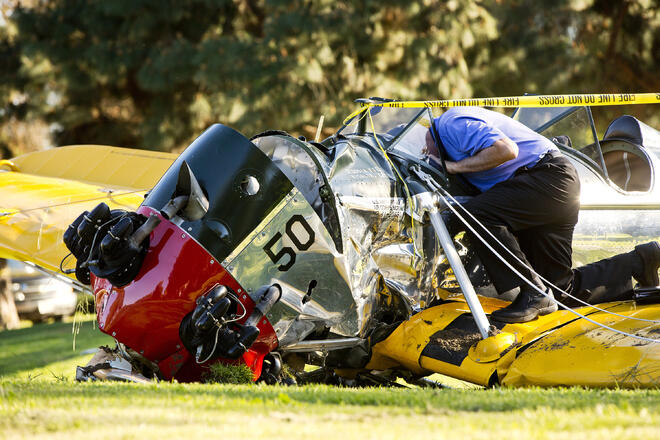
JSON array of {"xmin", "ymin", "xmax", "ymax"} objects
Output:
[
  {"xmin": 566, "ymin": 252, "xmax": 636, "ymax": 306},
  {"xmin": 447, "ymin": 153, "xmax": 581, "ymax": 295},
  {"xmin": 447, "ymin": 153, "xmax": 641, "ymax": 304}
]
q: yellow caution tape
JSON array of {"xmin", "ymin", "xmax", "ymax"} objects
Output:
[
  {"xmin": 0, "ymin": 160, "xmax": 19, "ymax": 171},
  {"xmin": 344, "ymin": 92, "xmax": 660, "ymax": 124}
]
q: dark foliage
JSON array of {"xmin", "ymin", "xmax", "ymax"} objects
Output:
[{"xmin": 1, "ymin": 0, "xmax": 658, "ymax": 151}]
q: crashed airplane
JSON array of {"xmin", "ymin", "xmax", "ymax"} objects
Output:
[{"xmin": 0, "ymin": 100, "xmax": 659, "ymax": 387}]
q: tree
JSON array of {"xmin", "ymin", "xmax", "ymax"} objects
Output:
[
  {"xmin": 0, "ymin": 259, "xmax": 19, "ymax": 331},
  {"xmin": 6, "ymin": 0, "xmax": 498, "ymax": 150},
  {"xmin": 0, "ymin": 2, "xmax": 29, "ymax": 158},
  {"xmin": 4, "ymin": 0, "xmax": 658, "ymax": 151},
  {"xmin": 477, "ymin": 0, "xmax": 660, "ymax": 131}
]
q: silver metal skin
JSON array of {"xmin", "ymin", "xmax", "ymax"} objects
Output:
[
  {"xmin": 413, "ymin": 184, "xmax": 492, "ymax": 339},
  {"xmin": 221, "ymin": 188, "xmax": 357, "ymax": 346},
  {"xmin": 281, "ymin": 338, "xmax": 364, "ymax": 353},
  {"xmin": 222, "ymin": 104, "xmax": 660, "ymax": 351},
  {"xmin": 225, "ymin": 128, "xmax": 437, "ymax": 346}
]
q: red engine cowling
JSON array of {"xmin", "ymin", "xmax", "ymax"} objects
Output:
[{"xmin": 93, "ymin": 206, "xmax": 278, "ymax": 382}]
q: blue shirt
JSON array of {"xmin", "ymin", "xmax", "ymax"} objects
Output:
[{"xmin": 433, "ymin": 107, "xmax": 558, "ymax": 192}]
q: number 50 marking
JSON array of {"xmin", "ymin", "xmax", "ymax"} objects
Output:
[{"xmin": 263, "ymin": 215, "xmax": 315, "ymax": 271}]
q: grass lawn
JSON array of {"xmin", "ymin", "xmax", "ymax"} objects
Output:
[{"xmin": 1, "ymin": 316, "xmax": 660, "ymax": 440}]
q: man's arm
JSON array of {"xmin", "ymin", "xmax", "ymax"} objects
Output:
[{"xmin": 445, "ymin": 138, "xmax": 518, "ymax": 174}]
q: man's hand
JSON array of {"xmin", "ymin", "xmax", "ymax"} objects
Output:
[{"xmin": 445, "ymin": 138, "xmax": 518, "ymax": 174}]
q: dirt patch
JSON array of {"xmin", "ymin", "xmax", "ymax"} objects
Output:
[
  {"xmin": 421, "ymin": 315, "xmax": 484, "ymax": 366},
  {"xmin": 431, "ymin": 327, "xmax": 481, "ymax": 353}
]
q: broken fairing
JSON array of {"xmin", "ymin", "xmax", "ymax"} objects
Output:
[{"xmin": 244, "ymin": 126, "xmax": 451, "ymax": 346}]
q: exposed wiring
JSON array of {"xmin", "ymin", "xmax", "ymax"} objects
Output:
[
  {"xmin": 59, "ymin": 252, "xmax": 75, "ymax": 274},
  {"xmin": 57, "ymin": 213, "xmax": 129, "ymax": 276},
  {"xmin": 196, "ymin": 326, "xmax": 221, "ymax": 364},
  {"xmin": 195, "ymin": 290, "xmax": 248, "ymax": 364},
  {"xmin": 82, "ymin": 213, "xmax": 130, "ymax": 268},
  {"xmin": 224, "ymin": 290, "xmax": 248, "ymax": 324}
]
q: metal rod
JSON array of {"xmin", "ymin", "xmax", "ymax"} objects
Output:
[
  {"xmin": 281, "ymin": 337, "xmax": 363, "ymax": 353},
  {"xmin": 428, "ymin": 210, "xmax": 491, "ymax": 339}
]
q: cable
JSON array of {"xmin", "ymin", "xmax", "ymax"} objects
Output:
[
  {"xmin": 434, "ymin": 182, "xmax": 660, "ymax": 325},
  {"xmin": 0, "ymin": 189, "xmax": 146, "ymax": 219},
  {"xmin": 367, "ymin": 110, "xmax": 420, "ymax": 254},
  {"xmin": 82, "ymin": 213, "xmax": 129, "ymax": 268},
  {"xmin": 224, "ymin": 291, "xmax": 248, "ymax": 324},
  {"xmin": 196, "ymin": 326, "xmax": 221, "ymax": 364},
  {"xmin": 195, "ymin": 291, "xmax": 248, "ymax": 364},
  {"xmin": 59, "ymin": 252, "xmax": 75, "ymax": 274},
  {"xmin": 426, "ymin": 181, "xmax": 660, "ymax": 343}
]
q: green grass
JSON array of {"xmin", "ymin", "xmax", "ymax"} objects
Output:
[
  {"xmin": 0, "ymin": 314, "xmax": 113, "ymax": 380},
  {"xmin": 1, "ymin": 317, "xmax": 660, "ymax": 439},
  {"xmin": 203, "ymin": 362, "xmax": 255, "ymax": 384}
]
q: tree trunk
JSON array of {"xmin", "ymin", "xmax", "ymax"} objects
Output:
[{"xmin": 0, "ymin": 259, "xmax": 20, "ymax": 330}]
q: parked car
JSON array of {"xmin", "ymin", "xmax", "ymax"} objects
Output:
[{"xmin": 8, "ymin": 260, "xmax": 78, "ymax": 323}]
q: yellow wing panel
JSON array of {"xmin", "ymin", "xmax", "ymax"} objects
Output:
[
  {"xmin": 9, "ymin": 145, "xmax": 176, "ymax": 190},
  {"xmin": 0, "ymin": 145, "xmax": 177, "ymax": 276},
  {"xmin": 502, "ymin": 302, "xmax": 660, "ymax": 388},
  {"xmin": 370, "ymin": 298, "xmax": 660, "ymax": 388},
  {"xmin": 0, "ymin": 171, "xmax": 144, "ymax": 275}
]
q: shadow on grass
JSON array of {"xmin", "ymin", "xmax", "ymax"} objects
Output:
[{"xmin": 0, "ymin": 317, "xmax": 113, "ymax": 377}]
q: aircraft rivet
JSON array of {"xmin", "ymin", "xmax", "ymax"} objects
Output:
[
  {"xmin": 140, "ymin": 350, "xmax": 144, "ymax": 354},
  {"xmin": 210, "ymin": 260, "xmax": 214, "ymax": 264},
  {"xmin": 182, "ymin": 234, "xmax": 186, "ymax": 238},
  {"xmin": 176, "ymin": 345, "xmax": 181, "ymax": 349},
  {"xmin": 112, "ymin": 332, "xmax": 116, "ymax": 336},
  {"xmin": 262, "ymin": 320, "xmax": 267, "ymax": 325},
  {"xmin": 237, "ymin": 288, "xmax": 242, "ymax": 293},
  {"xmin": 242, "ymin": 295, "xmax": 247, "ymax": 300}
]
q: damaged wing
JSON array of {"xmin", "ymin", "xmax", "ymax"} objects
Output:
[{"xmin": 0, "ymin": 145, "xmax": 176, "ymax": 274}]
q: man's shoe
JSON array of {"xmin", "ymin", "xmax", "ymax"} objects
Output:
[
  {"xmin": 634, "ymin": 241, "xmax": 660, "ymax": 287},
  {"xmin": 491, "ymin": 286, "xmax": 558, "ymax": 323}
]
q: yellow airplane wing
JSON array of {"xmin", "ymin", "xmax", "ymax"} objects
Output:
[{"xmin": 0, "ymin": 145, "xmax": 177, "ymax": 276}]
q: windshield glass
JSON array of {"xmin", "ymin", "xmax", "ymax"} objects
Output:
[
  {"xmin": 338, "ymin": 106, "xmax": 424, "ymax": 143},
  {"xmin": 512, "ymin": 107, "xmax": 576, "ymax": 131},
  {"xmin": 514, "ymin": 106, "xmax": 604, "ymax": 171},
  {"xmin": 389, "ymin": 110, "xmax": 432, "ymax": 157}
]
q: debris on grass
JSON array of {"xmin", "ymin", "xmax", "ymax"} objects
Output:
[{"xmin": 203, "ymin": 362, "xmax": 254, "ymax": 384}]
